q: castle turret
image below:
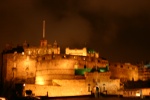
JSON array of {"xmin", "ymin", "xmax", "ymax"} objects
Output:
[{"xmin": 53, "ymin": 40, "xmax": 58, "ymax": 47}]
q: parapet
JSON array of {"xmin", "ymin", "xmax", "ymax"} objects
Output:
[{"xmin": 65, "ymin": 47, "xmax": 87, "ymax": 56}]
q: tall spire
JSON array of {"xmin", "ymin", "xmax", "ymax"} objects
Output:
[
  {"xmin": 40, "ymin": 20, "xmax": 47, "ymax": 47},
  {"xmin": 43, "ymin": 20, "xmax": 45, "ymax": 38}
]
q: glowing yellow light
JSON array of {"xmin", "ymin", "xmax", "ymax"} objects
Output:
[
  {"xmin": 22, "ymin": 52, "xmax": 24, "ymax": 55},
  {"xmin": 36, "ymin": 76, "xmax": 44, "ymax": 85},
  {"xmin": 28, "ymin": 51, "xmax": 31, "ymax": 55},
  {"xmin": 136, "ymin": 92, "xmax": 140, "ymax": 97},
  {"xmin": 23, "ymin": 83, "xmax": 25, "ymax": 87},
  {"xmin": 83, "ymin": 57, "xmax": 85, "ymax": 60}
]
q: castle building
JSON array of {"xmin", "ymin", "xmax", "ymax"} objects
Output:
[
  {"xmin": 109, "ymin": 63, "xmax": 139, "ymax": 82},
  {"xmin": 0, "ymin": 21, "xmax": 122, "ymax": 97},
  {"xmin": 2, "ymin": 46, "xmax": 119, "ymax": 97}
]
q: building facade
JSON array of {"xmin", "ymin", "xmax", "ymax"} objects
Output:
[
  {"xmin": 1, "ymin": 38, "xmax": 122, "ymax": 97},
  {"xmin": 109, "ymin": 63, "xmax": 139, "ymax": 82}
]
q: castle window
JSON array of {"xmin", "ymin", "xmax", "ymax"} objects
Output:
[
  {"xmin": 83, "ymin": 57, "xmax": 85, "ymax": 60},
  {"xmin": 93, "ymin": 79, "xmax": 95, "ymax": 82},
  {"xmin": 84, "ymin": 65, "xmax": 86, "ymax": 69},
  {"xmin": 43, "ymin": 57, "xmax": 45, "ymax": 60},
  {"xmin": 74, "ymin": 56, "xmax": 76, "ymax": 59},
  {"xmin": 63, "ymin": 55, "xmax": 66, "ymax": 58},
  {"xmin": 74, "ymin": 63, "xmax": 78, "ymax": 69},
  {"xmin": 53, "ymin": 55, "xmax": 55, "ymax": 59}
]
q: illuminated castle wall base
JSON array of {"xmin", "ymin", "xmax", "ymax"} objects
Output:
[
  {"xmin": 1, "ymin": 21, "xmax": 140, "ymax": 97},
  {"xmin": 25, "ymin": 80, "xmax": 90, "ymax": 97},
  {"xmin": 3, "ymin": 52, "xmax": 121, "ymax": 97},
  {"xmin": 24, "ymin": 78, "xmax": 120, "ymax": 97},
  {"xmin": 2, "ymin": 39, "xmax": 139, "ymax": 97}
]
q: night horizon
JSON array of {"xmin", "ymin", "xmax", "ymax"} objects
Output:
[{"xmin": 1, "ymin": 0, "xmax": 150, "ymax": 63}]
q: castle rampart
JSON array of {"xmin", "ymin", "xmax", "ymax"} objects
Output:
[{"xmin": 109, "ymin": 63, "xmax": 138, "ymax": 81}]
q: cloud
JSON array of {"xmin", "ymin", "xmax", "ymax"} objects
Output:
[
  {"xmin": 47, "ymin": 13, "xmax": 92, "ymax": 48},
  {"xmin": 0, "ymin": 0, "xmax": 150, "ymax": 62},
  {"xmin": 102, "ymin": 22, "xmax": 118, "ymax": 45},
  {"xmin": 78, "ymin": 0, "xmax": 150, "ymax": 16}
]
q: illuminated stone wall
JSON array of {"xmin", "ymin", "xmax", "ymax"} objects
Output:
[
  {"xmin": 122, "ymin": 88, "xmax": 150, "ymax": 97},
  {"xmin": 3, "ymin": 52, "xmax": 108, "ymax": 84},
  {"xmin": 36, "ymin": 69, "xmax": 74, "ymax": 75},
  {"xmin": 36, "ymin": 59, "xmax": 76, "ymax": 70},
  {"xmin": 109, "ymin": 63, "xmax": 139, "ymax": 81},
  {"xmin": 24, "ymin": 80, "xmax": 91, "ymax": 97},
  {"xmin": 35, "ymin": 57, "xmax": 108, "ymax": 85},
  {"xmin": 85, "ymin": 71, "xmax": 111, "ymax": 81},
  {"xmin": 142, "ymin": 88, "xmax": 150, "ymax": 96},
  {"xmin": 24, "ymin": 46, "xmax": 60, "ymax": 56},
  {"xmin": 65, "ymin": 47, "xmax": 87, "ymax": 56},
  {"xmin": 4, "ymin": 53, "xmax": 36, "ymax": 83},
  {"xmin": 63, "ymin": 55, "xmax": 108, "ymax": 69},
  {"xmin": 25, "ymin": 78, "xmax": 120, "ymax": 96},
  {"xmin": 85, "ymin": 72, "xmax": 120, "ymax": 95},
  {"xmin": 35, "ymin": 59, "xmax": 78, "ymax": 85},
  {"xmin": 65, "ymin": 47, "xmax": 100, "ymax": 58},
  {"xmin": 3, "ymin": 52, "xmax": 122, "ymax": 96}
]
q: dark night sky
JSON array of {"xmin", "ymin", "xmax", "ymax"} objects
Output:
[{"xmin": 0, "ymin": 0, "xmax": 150, "ymax": 63}]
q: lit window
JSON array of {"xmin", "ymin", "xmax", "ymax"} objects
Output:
[
  {"xmin": 28, "ymin": 51, "xmax": 31, "ymax": 55},
  {"xmin": 22, "ymin": 52, "xmax": 24, "ymax": 55},
  {"xmin": 23, "ymin": 83, "xmax": 25, "ymax": 87},
  {"xmin": 83, "ymin": 57, "xmax": 85, "ymax": 60}
]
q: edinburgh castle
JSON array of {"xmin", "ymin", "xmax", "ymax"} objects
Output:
[{"xmin": 0, "ymin": 21, "xmax": 150, "ymax": 98}]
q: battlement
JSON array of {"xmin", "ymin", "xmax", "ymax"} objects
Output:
[
  {"xmin": 109, "ymin": 63, "xmax": 138, "ymax": 81},
  {"xmin": 65, "ymin": 47, "xmax": 87, "ymax": 56},
  {"xmin": 24, "ymin": 45, "xmax": 60, "ymax": 56},
  {"xmin": 65, "ymin": 47, "xmax": 99, "ymax": 58}
]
